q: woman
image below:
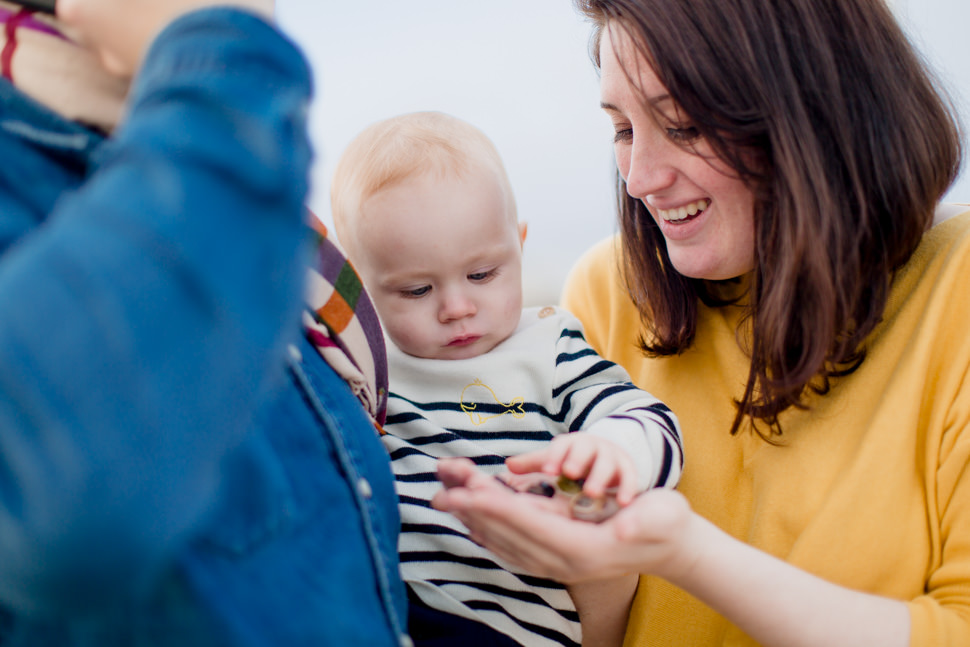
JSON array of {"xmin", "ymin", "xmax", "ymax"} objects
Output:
[{"xmin": 432, "ymin": 0, "xmax": 970, "ymax": 644}]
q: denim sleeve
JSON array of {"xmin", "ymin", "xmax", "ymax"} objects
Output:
[{"xmin": 0, "ymin": 9, "xmax": 312, "ymax": 618}]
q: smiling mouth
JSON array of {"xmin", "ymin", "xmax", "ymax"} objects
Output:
[{"xmin": 657, "ymin": 199, "xmax": 710, "ymax": 223}]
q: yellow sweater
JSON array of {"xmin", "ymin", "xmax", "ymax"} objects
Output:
[{"xmin": 561, "ymin": 211, "xmax": 970, "ymax": 646}]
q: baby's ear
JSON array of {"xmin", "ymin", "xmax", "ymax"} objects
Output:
[{"xmin": 518, "ymin": 222, "xmax": 528, "ymax": 248}]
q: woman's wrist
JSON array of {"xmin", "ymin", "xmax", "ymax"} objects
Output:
[{"xmin": 608, "ymin": 488, "xmax": 702, "ymax": 582}]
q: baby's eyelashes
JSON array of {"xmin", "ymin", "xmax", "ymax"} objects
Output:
[
  {"xmin": 401, "ymin": 285, "xmax": 431, "ymax": 298},
  {"xmin": 468, "ymin": 267, "xmax": 499, "ymax": 283}
]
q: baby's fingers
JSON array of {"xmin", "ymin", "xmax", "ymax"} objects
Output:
[
  {"xmin": 585, "ymin": 451, "xmax": 640, "ymax": 505},
  {"xmin": 580, "ymin": 454, "xmax": 620, "ymax": 497},
  {"xmin": 559, "ymin": 439, "xmax": 599, "ymax": 482},
  {"xmin": 613, "ymin": 456, "xmax": 641, "ymax": 506}
]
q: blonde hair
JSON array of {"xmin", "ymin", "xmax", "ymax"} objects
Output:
[{"xmin": 331, "ymin": 111, "xmax": 517, "ymax": 254}]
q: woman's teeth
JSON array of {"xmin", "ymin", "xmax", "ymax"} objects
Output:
[{"xmin": 659, "ymin": 199, "xmax": 710, "ymax": 222}]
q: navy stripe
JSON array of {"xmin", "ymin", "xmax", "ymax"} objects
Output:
[
  {"xmin": 395, "ymin": 472, "xmax": 440, "ymax": 484},
  {"xmin": 402, "ymin": 523, "xmax": 466, "ymax": 537},
  {"xmin": 569, "ymin": 383, "xmax": 635, "ymax": 431},
  {"xmin": 551, "ymin": 360, "xmax": 624, "ymax": 399},
  {"xmin": 400, "ymin": 550, "xmax": 505, "ymax": 571},
  {"xmin": 390, "ymin": 450, "xmax": 508, "ymax": 469},
  {"xmin": 555, "ymin": 347, "xmax": 600, "ymax": 364},
  {"xmin": 398, "ymin": 495, "xmax": 433, "ymax": 508},
  {"xmin": 385, "ymin": 410, "xmax": 427, "ymax": 425},
  {"xmin": 558, "ymin": 327, "xmax": 586, "ymax": 341},
  {"xmin": 388, "ymin": 393, "xmax": 475, "ymax": 414},
  {"xmin": 386, "ymin": 427, "xmax": 554, "ymax": 444},
  {"xmin": 463, "ymin": 599, "xmax": 580, "ymax": 647},
  {"xmin": 400, "ymin": 552, "xmax": 567, "ymax": 592},
  {"xmin": 648, "ymin": 402, "xmax": 684, "ymax": 453},
  {"xmin": 426, "ymin": 579, "xmax": 579, "ymax": 622},
  {"xmin": 387, "ymin": 445, "xmax": 431, "ymax": 461},
  {"xmin": 617, "ymin": 404, "xmax": 683, "ymax": 452},
  {"xmin": 385, "ymin": 430, "xmax": 456, "ymax": 444},
  {"xmin": 400, "ymin": 552, "xmax": 568, "ymax": 590},
  {"xmin": 656, "ymin": 440, "xmax": 673, "ymax": 487}
]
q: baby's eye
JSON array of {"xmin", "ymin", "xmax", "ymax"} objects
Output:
[
  {"xmin": 666, "ymin": 126, "xmax": 700, "ymax": 143},
  {"xmin": 401, "ymin": 285, "xmax": 431, "ymax": 298},
  {"xmin": 468, "ymin": 269, "xmax": 495, "ymax": 282}
]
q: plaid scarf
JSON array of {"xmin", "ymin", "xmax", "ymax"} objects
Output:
[
  {"xmin": 0, "ymin": 1, "xmax": 127, "ymax": 132},
  {"xmin": 304, "ymin": 220, "xmax": 388, "ymax": 429}
]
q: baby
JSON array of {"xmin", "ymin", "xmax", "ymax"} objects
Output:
[{"xmin": 331, "ymin": 111, "xmax": 683, "ymax": 647}]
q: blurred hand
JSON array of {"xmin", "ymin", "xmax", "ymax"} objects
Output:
[{"xmin": 57, "ymin": 0, "xmax": 275, "ymax": 77}]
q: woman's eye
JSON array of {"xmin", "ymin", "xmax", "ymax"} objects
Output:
[
  {"xmin": 402, "ymin": 285, "xmax": 431, "ymax": 298},
  {"xmin": 667, "ymin": 126, "xmax": 701, "ymax": 142},
  {"xmin": 613, "ymin": 128, "xmax": 633, "ymax": 143}
]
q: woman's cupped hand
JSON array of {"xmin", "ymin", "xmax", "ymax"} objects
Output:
[{"xmin": 432, "ymin": 457, "xmax": 701, "ymax": 585}]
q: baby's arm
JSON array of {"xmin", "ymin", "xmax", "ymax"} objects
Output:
[{"xmin": 546, "ymin": 310, "xmax": 683, "ymax": 495}]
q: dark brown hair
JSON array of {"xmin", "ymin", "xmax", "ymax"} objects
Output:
[{"xmin": 576, "ymin": 0, "xmax": 963, "ymax": 438}]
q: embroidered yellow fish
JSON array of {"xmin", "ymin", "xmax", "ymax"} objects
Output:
[{"xmin": 460, "ymin": 379, "xmax": 526, "ymax": 426}]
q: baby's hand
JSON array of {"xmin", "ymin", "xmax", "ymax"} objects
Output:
[
  {"xmin": 494, "ymin": 471, "xmax": 620, "ymax": 522},
  {"xmin": 507, "ymin": 433, "xmax": 640, "ymax": 507}
]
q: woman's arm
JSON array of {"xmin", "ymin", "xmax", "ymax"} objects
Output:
[
  {"xmin": 669, "ymin": 509, "xmax": 909, "ymax": 647},
  {"xmin": 434, "ymin": 458, "xmax": 910, "ymax": 647}
]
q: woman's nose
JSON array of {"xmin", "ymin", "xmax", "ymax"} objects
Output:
[
  {"xmin": 438, "ymin": 291, "xmax": 477, "ymax": 323},
  {"xmin": 621, "ymin": 133, "xmax": 677, "ymax": 200}
]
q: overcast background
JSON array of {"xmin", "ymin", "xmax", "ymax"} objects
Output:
[{"xmin": 276, "ymin": 0, "xmax": 970, "ymax": 306}]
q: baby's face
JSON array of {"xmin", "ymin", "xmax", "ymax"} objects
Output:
[{"xmin": 353, "ymin": 169, "xmax": 524, "ymax": 360}]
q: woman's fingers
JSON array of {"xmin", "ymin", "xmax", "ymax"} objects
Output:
[
  {"xmin": 434, "ymin": 479, "xmax": 606, "ymax": 580},
  {"xmin": 505, "ymin": 447, "xmax": 554, "ymax": 474},
  {"xmin": 436, "ymin": 457, "xmax": 480, "ymax": 489}
]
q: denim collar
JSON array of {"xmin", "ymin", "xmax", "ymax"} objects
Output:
[{"xmin": 0, "ymin": 78, "xmax": 105, "ymax": 162}]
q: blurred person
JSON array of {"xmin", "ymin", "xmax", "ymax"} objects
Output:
[{"xmin": 0, "ymin": 1, "xmax": 406, "ymax": 644}]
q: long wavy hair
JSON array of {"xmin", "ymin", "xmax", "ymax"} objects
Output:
[{"xmin": 576, "ymin": 0, "xmax": 963, "ymax": 438}]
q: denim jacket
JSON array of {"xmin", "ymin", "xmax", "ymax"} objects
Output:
[{"xmin": 0, "ymin": 9, "xmax": 407, "ymax": 646}]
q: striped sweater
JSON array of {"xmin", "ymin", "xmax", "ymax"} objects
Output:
[{"xmin": 383, "ymin": 306, "xmax": 683, "ymax": 647}]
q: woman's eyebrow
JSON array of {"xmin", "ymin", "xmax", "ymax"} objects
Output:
[{"xmin": 601, "ymin": 94, "xmax": 674, "ymax": 112}]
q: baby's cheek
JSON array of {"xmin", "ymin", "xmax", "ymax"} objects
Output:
[{"xmin": 386, "ymin": 321, "xmax": 426, "ymax": 356}]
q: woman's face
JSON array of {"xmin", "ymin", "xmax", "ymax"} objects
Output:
[{"xmin": 599, "ymin": 27, "xmax": 757, "ymax": 281}]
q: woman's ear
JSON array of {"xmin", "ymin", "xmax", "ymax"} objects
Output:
[{"xmin": 518, "ymin": 222, "xmax": 528, "ymax": 248}]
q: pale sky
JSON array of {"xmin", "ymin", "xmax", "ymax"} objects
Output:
[{"xmin": 277, "ymin": 1, "xmax": 970, "ymax": 305}]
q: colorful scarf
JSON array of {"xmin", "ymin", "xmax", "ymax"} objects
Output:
[
  {"xmin": 304, "ymin": 219, "xmax": 388, "ymax": 429},
  {"xmin": 0, "ymin": 1, "xmax": 127, "ymax": 132}
]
